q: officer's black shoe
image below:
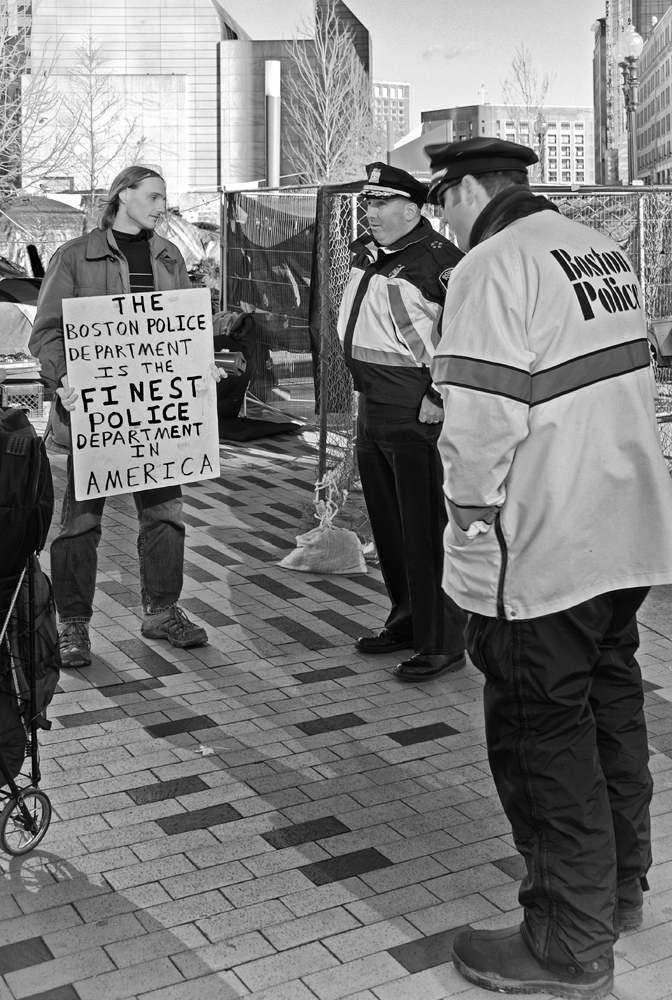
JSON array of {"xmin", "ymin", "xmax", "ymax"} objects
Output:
[
  {"xmin": 617, "ymin": 875, "xmax": 647, "ymax": 932},
  {"xmin": 355, "ymin": 628, "xmax": 414, "ymax": 654},
  {"xmin": 452, "ymin": 924, "xmax": 614, "ymax": 999},
  {"xmin": 392, "ymin": 651, "xmax": 466, "ymax": 681}
]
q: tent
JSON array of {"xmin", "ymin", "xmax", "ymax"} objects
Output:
[
  {"xmin": 155, "ymin": 214, "xmax": 219, "ymax": 269},
  {"xmin": 0, "ymin": 196, "xmax": 96, "ymax": 273}
]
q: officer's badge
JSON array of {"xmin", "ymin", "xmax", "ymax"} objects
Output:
[
  {"xmin": 369, "ymin": 167, "xmax": 382, "ymax": 183},
  {"xmin": 439, "ymin": 267, "xmax": 454, "ymax": 290}
]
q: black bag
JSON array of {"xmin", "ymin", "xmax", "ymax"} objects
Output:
[
  {"xmin": 4, "ymin": 558, "xmax": 61, "ymax": 731},
  {"xmin": 0, "ymin": 406, "xmax": 54, "ymax": 590}
]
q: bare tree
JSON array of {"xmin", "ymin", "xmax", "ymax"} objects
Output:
[
  {"xmin": 501, "ymin": 44, "xmax": 555, "ymax": 180},
  {"xmin": 0, "ymin": 10, "xmax": 76, "ymax": 202},
  {"xmin": 283, "ymin": 0, "xmax": 379, "ymax": 184},
  {"xmin": 62, "ymin": 31, "xmax": 145, "ymax": 209}
]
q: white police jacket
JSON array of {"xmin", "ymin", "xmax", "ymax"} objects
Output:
[{"xmin": 432, "ymin": 208, "xmax": 672, "ymax": 619}]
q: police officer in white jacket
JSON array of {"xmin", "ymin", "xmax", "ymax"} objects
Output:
[{"xmin": 427, "ymin": 137, "xmax": 672, "ymax": 999}]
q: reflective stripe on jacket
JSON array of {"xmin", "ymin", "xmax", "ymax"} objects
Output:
[
  {"xmin": 337, "ymin": 217, "xmax": 463, "ymax": 405},
  {"xmin": 30, "ymin": 228, "xmax": 191, "ymax": 389},
  {"xmin": 433, "ymin": 210, "xmax": 672, "ymax": 619}
]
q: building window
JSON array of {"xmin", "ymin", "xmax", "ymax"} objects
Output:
[
  {"xmin": 561, "ymin": 146, "xmax": 571, "ymax": 155},
  {"xmin": 505, "ymin": 120, "xmax": 515, "ymax": 128},
  {"xmin": 549, "ymin": 171, "xmax": 558, "ymax": 182},
  {"xmin": 506, "ymin": 132, "xmax": 515, "ymax": 142},
  {"xmin": 575, "ymin": 134, "xmax": 584, "ymax": 145},
  {"xmin": 561, "ymin": 121, "xmax": 571, "ymax": 128},
  {"xmin": 548, "ymin": 158, "xmax": 557, "ymax": 167},
  {"xmin": 576, "ymin": 159, "xmax": 584, "ymax": 169},
  {"xmin": 576, "ymin": 172, "xmax": 585, "ymax": 181},
  {"xmin": 562, "ymin": 171, "xmax": 571, "ymax": 182},
  {"xmin": 574, "ymin": 122, "xmax": 584, "ymax": 129},
  {"xmin": 562, "ymin": 159, "xmax": 571, "ymax": 168}
]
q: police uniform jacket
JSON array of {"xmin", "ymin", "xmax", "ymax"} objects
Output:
[
  {"xmin": 338, "ymin": 217, "xmax": 463, "ymax": 408},
  {"xmin": 432, "ymin": 208, "xmax": 672, "ymax": 620}
]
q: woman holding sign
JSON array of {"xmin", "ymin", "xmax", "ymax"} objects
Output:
[{"xmin": 31, "ymin": 166, "xmax": 221, "ymax": 668}]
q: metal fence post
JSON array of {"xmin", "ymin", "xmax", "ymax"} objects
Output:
[
  {"xmin": 638, "ymin": 191, "xmax": 647, "ymax": 320},
  {"xmin": 219, "ymin": 191, "xmax": 228, "ymax": 314},
  {"xmin": 316, "ymin": 187, "xmax": 331, "ymax": 499}
]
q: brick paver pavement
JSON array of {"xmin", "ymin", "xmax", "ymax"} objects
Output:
[{"xmin": 3, "ymin": 431, "xmax": 672, "ymax": 1000}]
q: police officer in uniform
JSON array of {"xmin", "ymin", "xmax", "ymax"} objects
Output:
[
  {"xmin": 427, "ymin": 137, "xmax": 672, "ymax": 998},
  {"xmin": 337, "ymin": 162, "xmax": 467, "ymax": 681}
]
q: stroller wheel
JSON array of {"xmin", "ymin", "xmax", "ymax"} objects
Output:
[{"xmin": 0, "ymin": 788, "xmax": 52, "ymax": 856}]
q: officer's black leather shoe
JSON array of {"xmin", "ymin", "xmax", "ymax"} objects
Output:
[
  {"xmin": 392, "ymin": 651, "xmax": 466, "ymax": 681},
  {"xmin": 616, "ymin": 875, "xmax": 647, "ymax": 931},
  {"xmin": 452, "ymin": 924, "xmax": 614, "ymax": 999},
  {"xmin": 355, "ymin": 628, "xmax": 414, "ymax": 654}
]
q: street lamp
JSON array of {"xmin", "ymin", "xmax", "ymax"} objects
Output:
[
  {"xmin": 535, "ymin": 113, "xmax": 549, "ymax": 182},
  {"xmin": 618, "ymin": 21, "xmax": 644, "ymax": 183}
]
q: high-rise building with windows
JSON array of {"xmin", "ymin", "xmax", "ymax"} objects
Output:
[
  {"xmin": 593, "ymin": 17, "xmax": 612, "ymax": 183},
  {"xmin": 22, "ymin": 0, "xmax": 371, "ymax": 203},
  {"xmin": 602, "ymin": 0, "xmax": 672, "ymax": 183},
  {"xmin": 373, "ymin": 81, "xmax": 410, "ymax": 139},
  {"xmin": 632, "ymin": 1, "xmax": 672, "ymax": 36},
  {"xmin": 635, "ymin": 3, "xmax": 672, "ymax": 181},
  {"xmin": 420, "ymin": 105, "xmax": 594, "ymax": 184}
]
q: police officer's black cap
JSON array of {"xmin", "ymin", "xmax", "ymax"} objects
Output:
[
  {"xmin": 425, "ymin": 138, "xmax": 538, "ymax": 205},
  {"xmin": 362, "ymin": 161, "xmax": 428, "ymax": 206}
]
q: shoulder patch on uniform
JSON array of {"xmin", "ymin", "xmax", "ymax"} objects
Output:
[{"xmin": 438, "ymin": 267, "xmax": 454, "ymax": 290}]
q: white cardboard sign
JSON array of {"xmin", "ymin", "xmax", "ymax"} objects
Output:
[{"xmin": 63, "ymin": 287, "xmax": 220, "ymax": 501}]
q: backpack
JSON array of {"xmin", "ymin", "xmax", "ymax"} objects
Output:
[
  {"xmin": 0, "ymin": 405, "xmax": 59, "ymax": 732},
  {"xmin": 4, "ymin": 557, "xmax": 61, "ymax": 731},
  {"xmin": 0, "ymin": 406, "xmax": 54, "ymax": 582}
]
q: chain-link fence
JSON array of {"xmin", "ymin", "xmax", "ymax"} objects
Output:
[{"xmin": 222, "ymin": 184, "xmax": 672, "ymax": 490}]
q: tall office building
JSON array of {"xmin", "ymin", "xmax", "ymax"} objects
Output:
[
  {"xmin": 603, "ymin": 0, "xmax": 672, "ymax": 182},
  {"xmin": 373, "ymin": 81, "xmax": 410, "ymax": 139},
  {"xmin": 593, "ymin": 18, "xmax": 612, "ymax": 183},
  {"xmin": 635, "ymin": 4, "xmax": 672, "ymax": 181},
  {"xmin": 632, "ymin": 1, "xmax": 672, "ymax": 36},
  {"xmin": 421, "ymin": 105, "xmax": 594, "ymax": 184},
  {"xmin": 26, "ymin": 0, "xmax": 371, "ymax": 204}
]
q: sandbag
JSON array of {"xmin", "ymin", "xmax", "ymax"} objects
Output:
[{"xmin": 279, "ymin": 524, "xmax": 366, "ymax": 575}]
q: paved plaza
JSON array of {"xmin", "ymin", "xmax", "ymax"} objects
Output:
[{"xmin": 2, "ymin": 430, "xmax": 672, "ymax": 1000}]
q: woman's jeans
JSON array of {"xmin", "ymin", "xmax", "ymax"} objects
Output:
[{"xmin": 52, "ymin": 457, "xmax": 185, "ymax": 622}]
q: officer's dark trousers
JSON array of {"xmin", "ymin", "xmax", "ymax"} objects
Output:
[
  {"xmin": 356, "ymin": 397, "xmax": 466, "ymax": 657},
  {"xmin": 467, "ymin": 587, "xmax": 652, "ymax": 972}
]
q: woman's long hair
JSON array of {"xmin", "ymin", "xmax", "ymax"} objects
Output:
[{"xmin": 98, "ymin": 166, "xmax": 165, "ymax": 230}]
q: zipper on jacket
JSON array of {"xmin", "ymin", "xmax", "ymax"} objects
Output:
[{"xmin": 494, "ymin": 511, "xmax": 508, "ymax": 620}]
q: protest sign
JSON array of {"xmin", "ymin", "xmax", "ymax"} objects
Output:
[{"xmin": 63, "ymin": 287, "xmax": 220, "ymax": 501}]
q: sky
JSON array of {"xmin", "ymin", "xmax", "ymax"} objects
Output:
[{"xmin": 222, "ymin": 0, "xmax": 607, "ymax": 127}]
